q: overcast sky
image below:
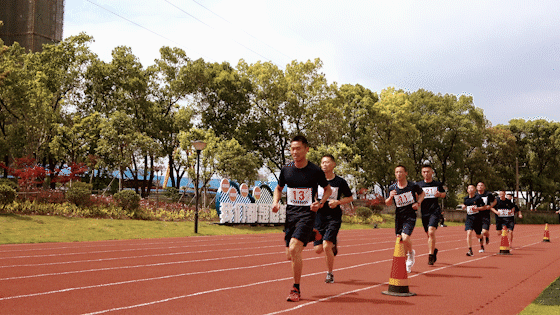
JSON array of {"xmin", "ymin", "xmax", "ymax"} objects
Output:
[{"xmin": 64, "ymin": 0, "xmax": 560, "ymax": 126}]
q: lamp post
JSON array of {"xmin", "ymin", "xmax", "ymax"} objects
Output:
[{"xmin": 193, "ymin": 140, "xmax": 207, "ymax": 233}]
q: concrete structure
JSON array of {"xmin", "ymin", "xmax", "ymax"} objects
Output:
[{"xmin": 0, "ymin": 0, "xmax": 64, "ymax": 52}]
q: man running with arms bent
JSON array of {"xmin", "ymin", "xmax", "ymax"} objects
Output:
[
  {"xmin": 272, "ymin": 135, "xmax": 332, "ymax": 302},
  {"xmin": 314, "ymin": 154, "xmax": 353, "ymax": 283},
  {"xmin": 385, "ymin": 165, "xmax": 425, "ymax": 273},
  {"xmin": 416, "ymin": 164, "xmax": 446, "ymax": 265}
]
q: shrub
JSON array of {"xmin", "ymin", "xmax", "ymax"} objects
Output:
[
  {"xmin": 163, "ymin": 187, "xmax": 181, "ymax": 202},
  {"xmin": 0, "ymin": 184, "xmax": 17, "ymax": 210},
  {"xmin": 66, "ymin": 181, "xmax": 92, "ymax": 207},
  {"xmin": 0, "ymin": 178, "xmax": 18, "ymax": 190},
  {"xmin": 356, "ymin": 206, "xmax": 373, "ymax": 220},
  {"xmin": 113, "ymin": 190, "xmax": 142, "ymax": 218}
]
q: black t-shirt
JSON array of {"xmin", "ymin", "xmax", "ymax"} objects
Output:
[
  {"xmin": 317, "ymin": 175, "xmax": 352, "ymax": 216},
  {"xmin": 416, "ymin": 180, "xmax": 445, "ymax": 215},
  {"xmin": 278, "ymin": 161, "xmax": 329, "ymax": 217},
  {"xmin": 495, "ymin": 198, "xmax": 515, "ymax": 217},
  {"xmin": 388, "ymin": 180, "xmax": 423, "ymax": 215},
  {"xmin": 476, "ymin": 191, "xmax": 495, "ymax": 212},
  {"xmin": 463, "ymin": 195, "xmax": 485, "ymax": 216}
]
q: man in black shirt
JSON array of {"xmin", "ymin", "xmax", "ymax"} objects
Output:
[
  {"xmin": 416, "ymin": 164, "xmax": 446, "ymax": 265},
  {"xmin": 272, "ymin": 135, "xmax": 332, "ymax": 302},
  {"xmin": 385, "ymin": 165, "xmax": 425, "ymax": 273},
  {"xmin": 314, "ymin": 154, "xmax": 353, "ymax": 283}
]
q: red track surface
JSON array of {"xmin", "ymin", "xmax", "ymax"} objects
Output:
[{"xmin": 1, "ymin": 225, "xmax": 559, "ymax": 314}]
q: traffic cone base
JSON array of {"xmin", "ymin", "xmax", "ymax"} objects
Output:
[{"xmin": 382, "ymin": 236, "xmax": 416, "ymax": 297}]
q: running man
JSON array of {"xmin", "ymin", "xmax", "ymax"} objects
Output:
[
  {"xmin": 272, "ymin": 135, "xmax": 332, "ymax": 302},
  {"xmin": 416, "ymin": 164, "xmax": 446, "ymax": 265},
  {"xmin": 462, "ymin": 185, "xmax": 485, "ymax": 256},
  {"xmin": 492, "ymin": 191, "xmax": 523, "ymax": 249},
  {"xmin": 385, "ymin": 165, "xmax": 425, "ymax": 273},
  {"xmin": 314, "ymin": 154, "xmax": 353, "ymax": 283},
  {"xmin": 476, "ymin": 182, "xmax": 496, "ymax": 253}
]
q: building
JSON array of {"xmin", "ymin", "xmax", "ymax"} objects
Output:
[{"xmin": 0, "ymin": 0, "xmax": 64, "ymax": 52}]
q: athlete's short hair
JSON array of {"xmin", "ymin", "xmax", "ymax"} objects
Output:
[
  {"xmin": 322, "ymin": 154, "xmax": 336, "ymax": 163},
  {"xmin": 395, "ymin": 164, "xmax": 407, "ymax": 172},
  {"xmin": 291, "ymin": 135, "xmax": 308, "ymax": 147},
  {"xmin": 421, "ymin": 163, "xmax": 432, "ymax": 169}
]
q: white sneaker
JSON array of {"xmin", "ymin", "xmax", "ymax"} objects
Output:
[
  {"xmin": 478, "ymin": 248, "xmax": 485, "ymax": 253},
  {"xmin": 406, "ymin": 250, "xmax": 415, "ymax": 273}
]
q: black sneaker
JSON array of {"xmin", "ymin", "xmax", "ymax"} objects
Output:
[
  {"xmin": 433, "ymin": 248, "xmax": 438, "ymax": 263},
  {"xmin": 325, "ymin": 273, "xmax": 334, "ymax": 283},
  {"xmin": 466, "ymin": 249, "xmax": 474, "ymax": 256},
  {"xmin": 428, "ymin": 254, "xmax": 435, "ymax": 265},
  {"xmin": 332, "ymin": 243, "xmax": 338, "ymax": 256}
]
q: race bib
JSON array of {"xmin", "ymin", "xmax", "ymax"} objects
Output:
[
  {"xmin": 318, "ymin": 186, "xmax": 339, "ymax": 201},
  {"xmin": 394, "ymin": 191, "xmax": 414, "ymax": 208},
  {"xmin": 422, "ymin": 187, "xmax": 438, "ymax": 199},
  {"xmin": 498, "ymin": 209, "xmax": 514, "ymax": 217},
  {"xmin": 466, "ymin": 205, "xmax": 478, "ymax": 215},
  {"xmin": 287, "ymin": 187, "xmax": 312, "ymax": 206}
]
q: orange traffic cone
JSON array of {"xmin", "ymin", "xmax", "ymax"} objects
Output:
[
  {"xmin": 543, "ymin": 223, "xmax": 550, "ymax": 242},
  {"xmin": 499, "ymin": 226, "xmax": 511, "ymax": 255},
  {"xmin": 382, "ymin": 236, "xmax": 416, "ymax": 297}
]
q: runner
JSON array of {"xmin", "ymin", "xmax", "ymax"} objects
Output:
[
  {"xmin": 461, "ymin": 185, "xmax": 485, "ymax": 256},
  {"xmin": 416, "ymin": 164, "xmax": 446, "ymax": 265},
  {"xmin": 272, "ymin": 135, "xmax": 332, "ymax": 302},
  {"xmin": 385, "ymin": 165, "xmax": 425, "ymax": 273},
  {"xmin": 314, "ymin": 154, "xmax": 353, "ymax": 283},
  {"xmin": 476, "ymin": 182, "xmax": 496, "ymax": 253},
  {"xmin": 493, "ymin": 191, "xmax": 523, "ymax": 249}
]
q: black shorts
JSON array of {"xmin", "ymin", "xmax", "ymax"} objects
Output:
[
  {"xmin": 313, "ymin": 212, "xmax": 342, "ymax": 246},
  {"xmin": 496, "ymin": 217, "xmax": 515, "ymax": 231},
  {"xmin": 480, "ymin": 211, "xmax": 491, "ymax": 230},
  {"xmin": 284, "ymin": 211, "xmax": 316, "ymax": 247},
  {"xmin": 465, "ymin": 214, "xmax": 482, "ymax": 235},
  {"xmin": 422, "ymin": 211, "xmax": 441, "ymax": 233},
  {"xmin": 395, "ymin": 211, "xmax": 416, "ymax": 236}
]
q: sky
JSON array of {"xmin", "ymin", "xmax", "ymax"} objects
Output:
[{"xmin": 64, "ymin": 0, "xmax": 560, "ymax": 127}]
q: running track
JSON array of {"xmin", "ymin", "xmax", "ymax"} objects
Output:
[{"xmin": 0, "ymin": 225, "xmax": 559, "ymax": 314}]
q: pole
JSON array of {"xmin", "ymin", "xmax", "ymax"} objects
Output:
[
  {"xmin": 515, "ymin": 157, "xmax": 519, "ymax": 208},
  {"xmin": 194, "ymin": 149, "xmax": 201, "ymax": 234}
]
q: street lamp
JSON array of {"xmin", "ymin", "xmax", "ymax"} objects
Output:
[{"xmin": 193, "ymin": 140, "xmax": 207, "ymax": 233}]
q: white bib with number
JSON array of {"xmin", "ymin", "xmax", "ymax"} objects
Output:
[
  {"xmin": 466, "ymin": 205, "xmax": 478, "ymax": 215},
  {"xmin": 422, "ymin": 187, "xmax": 438, "ymax": 199},
  {"xmin": 287, "ymin": 187, "xmax": 312, "ymax": 206},
  {"xmin": 498, "ymin": 209, "xmax": 513, "ymax": 217},
  {"xmin": 318, "ymin": 186, "xmax": 338, "ymax": 201},
  {"xmin": 394, "ymin": 191, "xmax": 414, "ymax": 208}
]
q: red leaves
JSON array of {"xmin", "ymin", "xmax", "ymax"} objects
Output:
[{"xmin": 1, "ymin": 157, "xmax": 89, "ymax": 189}]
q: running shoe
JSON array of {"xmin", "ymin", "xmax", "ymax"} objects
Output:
[
  {"xmin": 406, "ymin": 249, "xmax": 415, "ymax": 273},
  {"xmin": 325, "ymin": 272, "xmax": 334, "ymax": 283},
  {"xmin": 479, "ymin": 245, "xmax": 485, "ymax": 253},
  {"xmin": 332, "ymin": 243, "xmax": 338, "ymax": 256},
  {"xmin": 466, "ymin": 249, "xmax": 474, "ymax": 256},
  {"xmin": 287, "ymin": 287, "xmax": 301, "ymax": 302},
  {"xmin": 428, "ymin": 248, "xmax": 438, "ymax": 265}
]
